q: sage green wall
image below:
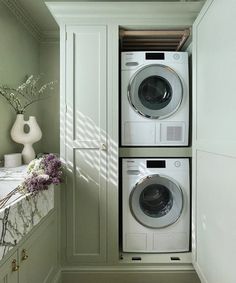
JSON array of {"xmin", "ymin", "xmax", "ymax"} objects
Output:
[
  {"xmin": 0, "ymin": 3, "xmax": 60, "ymax": 162},
  {"xmin": 39, "ymin": 42, "xmax": 60, "ymax": 154},
  {"xmin": 0, "ymin": 2, "xmax": 41, "ymax": 161}
]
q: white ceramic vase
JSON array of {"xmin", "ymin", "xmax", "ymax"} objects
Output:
[{"xmin": 10, "ymin": 114, "xmax": 42, "ymax": 164}]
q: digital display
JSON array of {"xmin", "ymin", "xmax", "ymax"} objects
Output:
[
  {"xmin": 146, "ymin": 160, "xmax": 166, "ymax": 168},
  {"xmin": 145, "ymin": 53, "xmax": 165, "ymax": 60}
]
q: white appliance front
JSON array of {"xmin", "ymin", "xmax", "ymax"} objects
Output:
[
  {"xmin": 121, "ymin": 51, "xmax": 189, "ymax": 146},
  {"xmin": 122, "ymin": 158, "xmax": 190, "ymax": 253}
]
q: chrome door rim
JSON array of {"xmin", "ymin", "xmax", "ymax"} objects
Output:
[
  {"xmin": 128, "ymin": 64, "xmax": 183, "ymax": 119},
  {"xmin": 129, "ymin": 174, "xmax": 183, "ymax": 228}
]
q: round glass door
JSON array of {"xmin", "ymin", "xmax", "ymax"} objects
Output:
[
  {"xmin": 129, "ymin": 174, "xmax": 183, "ymax": 228},
  {"xmin": 128, "ymin": 65, "xmax": 183, "ymax": 119}
]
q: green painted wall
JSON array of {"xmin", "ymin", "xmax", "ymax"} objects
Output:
[
  {"xmin": 0, "ymin": 3, "xmax": 60, "ymax": 163},
  {"xmin": 0, "ymin": 2, "xmax": 41, "ymax": 162},
  {"xmin": 39, "ymin": 42, "xmax": 60, "ymax": 154}
]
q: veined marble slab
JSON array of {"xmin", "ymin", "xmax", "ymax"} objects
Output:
[{"xmin": 0, "ymin": 186, "xmax": 54, "ymax": 260}]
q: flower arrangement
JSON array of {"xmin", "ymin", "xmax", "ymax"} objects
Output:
[
  {"xmin": 20, "ymin": 154, "xmax": 62, "ymax": 194},
  {"xmin": 0, "ymin": 75, "xmax": 57, "ymax": 114},
  {"xmin": 0, "ymin": 154, "xmax": 62, "ymax": 209}
]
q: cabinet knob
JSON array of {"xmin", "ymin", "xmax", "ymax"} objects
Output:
[
  {"xmin": 21, "ymin": 249, "xmax": 29, "ymax": 261},
  {"xmin": 100, "ymin": 143, "xmax": 107, "ymax": 151},
  {"xmin": 12, "ymin": 259, "xmax": 19, "ymax": 272}
]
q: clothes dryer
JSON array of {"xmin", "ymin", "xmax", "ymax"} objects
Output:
[
  {"xmin": 122, "ymin": 158, "xmax": 190, "ymax": 253},
  {"xmin": 121, "ymin": 51, "xmax": 189, "ymax": 146}
]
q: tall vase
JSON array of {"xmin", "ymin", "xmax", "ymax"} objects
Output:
[{"xmin": 10, "ymin": 114, "xmax": 42, "ymax": 164}]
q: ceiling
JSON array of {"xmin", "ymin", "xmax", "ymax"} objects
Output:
[{"xmin": 3, "ymin": 0, "xmax": 205, "ymax": 39}]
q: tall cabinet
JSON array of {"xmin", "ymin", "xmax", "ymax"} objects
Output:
[
  {"xmin": 58, "ymin": 19, "xmax": 120, "ymax": 264},
  {"xmin": 64, "ymin": 26, "xmax": 108, "ymax": 263}
]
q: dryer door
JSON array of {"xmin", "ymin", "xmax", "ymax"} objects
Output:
[
  {"xmin": 130, "ymin": 174, "xmax": 183, "ymax": 228},
  {"xmin": 128, "ymin": 65, "xmax": 183, "ymax": 119}
]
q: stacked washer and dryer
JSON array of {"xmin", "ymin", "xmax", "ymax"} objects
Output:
[{"xmin": 120, "ymin": 51, "xmax": 190, "ymax": 253}]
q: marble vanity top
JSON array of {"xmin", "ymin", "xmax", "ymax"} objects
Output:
[
  {"xmin": 0, "ymin": 166, "xmax": 28, "ymax": 211},
  {"xmin": 0, "ymin": 167, "xmax": 54, "ymax": 260}
]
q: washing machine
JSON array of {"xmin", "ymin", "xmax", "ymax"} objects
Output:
[
  {"xmin": 122, "ymin": 158, "xmax": 190, "ymax": 253},
  {"xmin": 121, "ymin": 51, "xmax": 189, "ymax": 146}
]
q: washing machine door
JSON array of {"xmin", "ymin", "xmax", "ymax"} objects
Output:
[
  {"xmin": 128, "ymin": 65, "xmax": 183, "ymax": 119},
  {"xmin": 129, "ymin": 174, "xmax": 183, "ymax": 228}
]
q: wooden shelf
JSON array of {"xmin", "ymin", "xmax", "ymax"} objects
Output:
[{"xmin": 120, "ymin": 29, "xmax": 190, "ymax": 51}]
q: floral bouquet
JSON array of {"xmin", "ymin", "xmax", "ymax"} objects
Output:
[
  {"xmin": 20, "ymin": 154, "xmax": 62, "ymax": 194},
  {"xmin": 0, "ymin": 154, "xmax": 62, "ymax": 209}
]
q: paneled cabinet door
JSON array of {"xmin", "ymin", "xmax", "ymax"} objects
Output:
[
  {"xmin": 0, "ymin": 252, "xmax": 18, "ymax": 283},
  {"xmin": 18, "ymin": 216, "xmax": 57, "ymax": 283},
  {"xmin": 192, "ymin": 0, "xmax": 236, "ymax": 283},
  {"xmin": 65, "ymin": 25, "xmax": 107, "ymax": 263}
]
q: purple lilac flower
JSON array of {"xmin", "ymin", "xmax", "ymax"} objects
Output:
[
  {"xmin": 41, "ymin": 154, "xmax": 62, "ymax": 185},
  {"xmin": 24, "ymin": 154, "xmax": 62, "ymax": 194},
  {"xmin": 23, "ymin": 172, "xmax": 50, "ymax": 193}
]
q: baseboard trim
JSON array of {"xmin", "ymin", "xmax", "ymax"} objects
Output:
[
  {"xmin": 61, "ymin": 264, "xmax": 195, "ymax": 272},
  {"xmin": 51, "ymin": 268, "xmax": 62, "ymax": 283},
  {"xmin": 61, "ymin": 269, "xmax": 200, "ymax": 283}
]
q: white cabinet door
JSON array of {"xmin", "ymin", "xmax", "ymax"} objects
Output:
[
  {"xmin": 192, "ymin": 0, "xmax": 236, "ymax": 282},
  {"xmin": 65, "ymin": 26, "xmax": 107, "ymax": 263}
]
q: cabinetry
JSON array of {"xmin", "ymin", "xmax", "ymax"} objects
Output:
[
  {"xmin": 48, "ymin": 2, "xmax": 236, "ymax": 283},
  {"xmin": 64, "ymin": 25, "xmax": 109, "ymax": 263},
  {"xmin": 0, "ymin": 211, "xmax": 58, "ymax": 283},
  {"xmin": 0, "ymin": 252, "xmax": 18, "ymax": 283},
  {"xmin": 48, "ymin": 1, "xmax": 197, "ymax": 266}
]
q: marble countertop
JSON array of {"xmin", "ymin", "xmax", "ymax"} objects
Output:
[
  {"xmin": 0, "ymin": 166, "xmax": 28, "ymax": 211},
  {"xmin": 0, "ymin": 179, "xmax": 54, "ymax": 261}
]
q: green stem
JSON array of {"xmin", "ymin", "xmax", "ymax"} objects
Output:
[
  {"xmin": 21, "ymin": 95, "xmax": 50, "ymax": 112},
  {"xmin": 0, "ymin": 92, "xmax": 18, "ymax": 113}
]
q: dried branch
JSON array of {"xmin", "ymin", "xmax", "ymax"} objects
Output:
[{"xmin": 0, "ymin": 75, "xmax": 57, "ymax": 114}]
